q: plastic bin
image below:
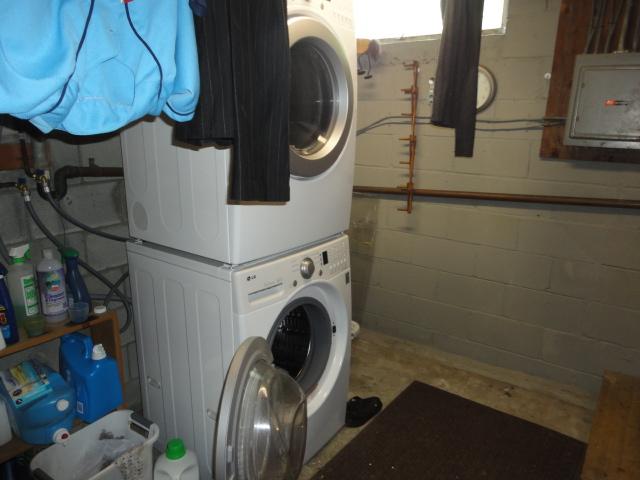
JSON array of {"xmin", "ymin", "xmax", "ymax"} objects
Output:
[{"xmin": 30, "ymin": 410, "xmax": 159, "ymax": 480}]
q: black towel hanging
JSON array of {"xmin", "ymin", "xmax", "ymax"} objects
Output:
[
  {"xmin": 175, "ymin": 0, "xmax": 291, "ymax": 203},
  {"xmin": 431, "ymin": 0, "xmax": 485, "ymax": 158}
]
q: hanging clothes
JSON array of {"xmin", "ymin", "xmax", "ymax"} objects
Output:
[
  {"xmin": 174, "ymin": 0, "xmax": 291, "ymax": 203},
  {"xmin": 431, "ymin": 0, "xmax": 484, "ymax": 157},
  {"xmin": 189, "ymin": 0, "xmax": 207, "ymax": 16},
  {"xmin": 0, "ymin": 0, "xmax": 199, "ymax": 135}
]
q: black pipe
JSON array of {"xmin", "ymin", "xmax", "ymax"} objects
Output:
[{"xmin": 53, "ymin": 162, "xmax": 124, "ymax": 199}]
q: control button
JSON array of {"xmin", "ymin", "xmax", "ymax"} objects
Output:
[{"xmin": 300, "ymin": 258, "xmax": 315, "ymax": 279}]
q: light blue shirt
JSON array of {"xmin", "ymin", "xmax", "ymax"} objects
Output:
[{"xmin": 0, "ymin": 0, "xmax": 199, "ymax": 135}]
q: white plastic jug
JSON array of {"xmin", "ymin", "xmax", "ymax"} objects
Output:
[
  {"xmin": 154, "ymin": 438, "xmax": 199, "ymax": 480},
  {"xmin": 0, "ymin": 398, "xmax": 12, "ymax": 446}
]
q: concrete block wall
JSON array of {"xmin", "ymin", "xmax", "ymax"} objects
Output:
[
  {"xmin": 351, "ymin": 0, "xmax": 640, "ymax": 395},
  {"xmin": 0, "ymin": 128, "xmax": 141, "ymax": 409}
]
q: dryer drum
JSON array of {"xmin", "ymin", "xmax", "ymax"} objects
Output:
[{"xmin": 269, "ymin": 297, "xmax": 333, "ymax": 394}]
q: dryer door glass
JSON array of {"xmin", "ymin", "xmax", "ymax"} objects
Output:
[
  {"xmin": 289, "ymin": 16, "xmax": 354, "ymax": 178},
  {"xmin": 215, "ymin": 337, "xmax": 307, "ymax": 480}
]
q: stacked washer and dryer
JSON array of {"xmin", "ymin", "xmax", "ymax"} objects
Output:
[{"xmin": 121, "ymin": 1, "xmax": 357, "ymax": 478}]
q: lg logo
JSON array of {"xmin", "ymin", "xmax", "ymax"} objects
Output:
[{"xmin": 246, "ymin": 275, "xmax": 256, "ymax": 282}]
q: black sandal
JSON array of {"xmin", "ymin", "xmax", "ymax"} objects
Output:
[{"xmin": 345, "ymin": 396, "xmax": 383, "ymax": 427}]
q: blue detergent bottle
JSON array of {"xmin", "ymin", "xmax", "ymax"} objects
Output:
[
  {"xmin": 0, "ymin": 360, "xmax": 75, "ymax": 445},
  {"xmin": 62, "ymin": 247, "xmax": 91, "ymax": 307},
  {"xmin": 0, "ymin": 263, "xmax": 19, "ymax": 345},
  {"xmin": 59, "ymin": 333, "xmax": 123, "ymax": 422}
]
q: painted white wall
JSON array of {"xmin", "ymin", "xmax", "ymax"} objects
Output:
[{"xmin": 351, "ymin": 0, "xmax": 640, "ymax": 394}]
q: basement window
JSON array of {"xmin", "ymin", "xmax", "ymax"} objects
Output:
[{"xmin": 355, "ymin": 0, "xmax": 509, "ymax": 41}]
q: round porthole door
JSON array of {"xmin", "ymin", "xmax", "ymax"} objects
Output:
[
  {"xmin": 214, "ymin": 337, "xmax": 307, "ymax": 480},
  {"xmin": 268, "ymin": 297, "xmax": 333, "ymax": 395},
  {"xmin": 288, "ymin": 16, "xmax": 354, "ymax": 178}
]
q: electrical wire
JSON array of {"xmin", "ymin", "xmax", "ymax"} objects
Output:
[
  {"xmin": 585, "ymin": 0, "xmax": 604, "ymax": 53},
  {"xmin": 357, "ymin": 119, "xmax": 564, "ymax": 136},
  {"xmin": 605, "ymin": 0, "xmax": 625, "ymax": 53},
  {"xmin": 41, "ymin": 187, "xmax": 128, "ymax": 243},
  {"xmin": 22, "ymin": 191, "xmax": 132, "ymax": 333},
  {"xmin": 357, "ymin": 116, "xmax": 565, "ymax": 136}
]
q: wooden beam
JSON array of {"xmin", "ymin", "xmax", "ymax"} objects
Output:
[
  {"xmin": 581, "ymin": 371, "xmax": 640, "ymax": 480},
  {"xmin": 540, "ymin": 0, "xmax": 640, "ymax": 164}
]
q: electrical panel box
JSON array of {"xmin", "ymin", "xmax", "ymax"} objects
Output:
[{"xmin": 564, "ymin": 53, "xmax": 640, "ymax": 149}]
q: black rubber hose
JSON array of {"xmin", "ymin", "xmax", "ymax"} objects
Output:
[
  {"xmin": 104, "ymin": 271, "xmax": 129, "ymax": 306},
  {"xmin": 23, "ymin": 197, "xmax": 132, "ymax": 333},
  {"xmin": 42, "ymin": 188, "xmax": 129, "ymax": 243}
]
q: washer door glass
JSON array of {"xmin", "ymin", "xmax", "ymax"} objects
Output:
[
  {"xmin": 269, "ymin": 297, "xmax": 333, "ymax": 394},
  {"xmin": 289, "ymin": 16, "xmax": 354, "ymax": 178},
  {"xmin": 215, "ymin": 337, "xmax": 307, "ymax": 480}
]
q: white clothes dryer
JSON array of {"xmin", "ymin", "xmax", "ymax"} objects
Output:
[
  {"xmin": 122, "ymin": 0, "xmax": 357, "ymax": 264},
  {"xmin": 127, "ymin": 234, "xmax": 352, "ymax": 479}
]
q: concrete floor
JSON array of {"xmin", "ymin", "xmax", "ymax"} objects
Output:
[{"xmin": 299, "ymin": 328, "xmax": 598, "ymax": 479}]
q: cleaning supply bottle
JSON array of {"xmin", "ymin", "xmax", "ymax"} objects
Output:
[
  {"xmin": 0, "ymin": 264, "xmax": 19, "ymax": 345},
  {"xmin": 7, "ymin": 244, "xmax": 39, "ymax": 326},
  {"xmin": 0, "ymin": 360, "xmax": 75, "ymax": 445},
  {"xmin": 62, "ymin": 248, "xmax": 91, "ymax": 308},
  {"xmin": 59, "ymin": 333, "xmax": 123, "ymax": 422},
  {"xmin": 0, "ymin": 398, "xmax": 11, "ymax": 446},
  {"xmin": 154, "ymin": 438, "xmax": 199, "ymax": 480},
  {"xmin": 37, "ymin": 249, "xmax": 68, "ymax": 326}
]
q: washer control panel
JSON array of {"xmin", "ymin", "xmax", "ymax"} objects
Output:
[{"xmin": 232, "ymin": 235, "xmax": 350, "ymax": 313}]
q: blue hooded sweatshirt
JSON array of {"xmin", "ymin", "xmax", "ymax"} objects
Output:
[{"xmin": 0, "ymin": 0, "xmax": 199, "ymax": 135}]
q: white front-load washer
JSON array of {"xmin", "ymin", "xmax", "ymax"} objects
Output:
[
  {"xmin": 127, "ymin": 234, "xmax": 351, "ymax": 479},
  {"xmin": 121, "ymin": 0, "xmax": 357, "ymax": 264}
]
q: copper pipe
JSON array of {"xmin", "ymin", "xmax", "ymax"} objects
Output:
[
  {"xmin": 353, "ymin": 185, "xmax": 640, "ymax": 210},
  {"xmin": 398, "ymin": 61, "xmax": 420, "ymax": 213}
]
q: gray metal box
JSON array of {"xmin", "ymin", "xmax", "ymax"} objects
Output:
[{"xmin": 564, "ymin": 53, "xmax": 640, "ymax": 149}]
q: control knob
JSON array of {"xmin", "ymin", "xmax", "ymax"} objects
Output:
[{"xmin": 300, "ymin": 258, "xmax": 315, "ymax": 279}]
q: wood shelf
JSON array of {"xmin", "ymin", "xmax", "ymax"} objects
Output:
[
  {"xmin": 0, "ymin": 435, "xmax": 32, "ymax": 465},
  {"xmin": 581, "ymin": 371, "xmax": 640, "ymax": 480},
  {"xmin": 1, "ymin": 312, "xmax": 117, "ymax": 359},
  {"xmin": 0, "ymin": 311, "xmax": 126, "ymax": 463}
]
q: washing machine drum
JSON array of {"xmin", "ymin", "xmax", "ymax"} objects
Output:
[
  {"xmin": 269, "ymin": 298, "xmax": 333, "ymax": 394},
  {"xmin": 215, "ymin": 337, "xmax": 307, "ymax": 480}
]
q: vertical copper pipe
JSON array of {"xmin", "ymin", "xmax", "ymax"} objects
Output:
[{"xmin": 398, "ymin": 61, "xmax": 419, "ymax": 214}]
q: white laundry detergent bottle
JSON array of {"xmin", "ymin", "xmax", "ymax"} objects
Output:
[
  {"xmin": 37, "ymin": 249, "xmax": 68, "ymax": 326},
  {"xmin": 154, "ymin": 438, "xmax": 199, "ymax": 480},
  {"xmin": 0, "ymin": 397, "xmax": 11, "ymax": 446}
]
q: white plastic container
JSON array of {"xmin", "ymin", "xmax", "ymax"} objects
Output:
[
  {"xmin": 0, "ymin": 398, "xmax": 12, "ymax": 446},
  {"xmin": 37, "ymin": 249, "xmax": 68, "ymax": 326},
  {"xmin": 154, "ymin": 438, "xmax": 199, "ymax": 480},
  {"xmin": 31, "ymin": 409, "xmax": 159, "ymax": 480},
  {"xmin": 7, "ymin": 244, "xmax": 39, "ymax": 326}
]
